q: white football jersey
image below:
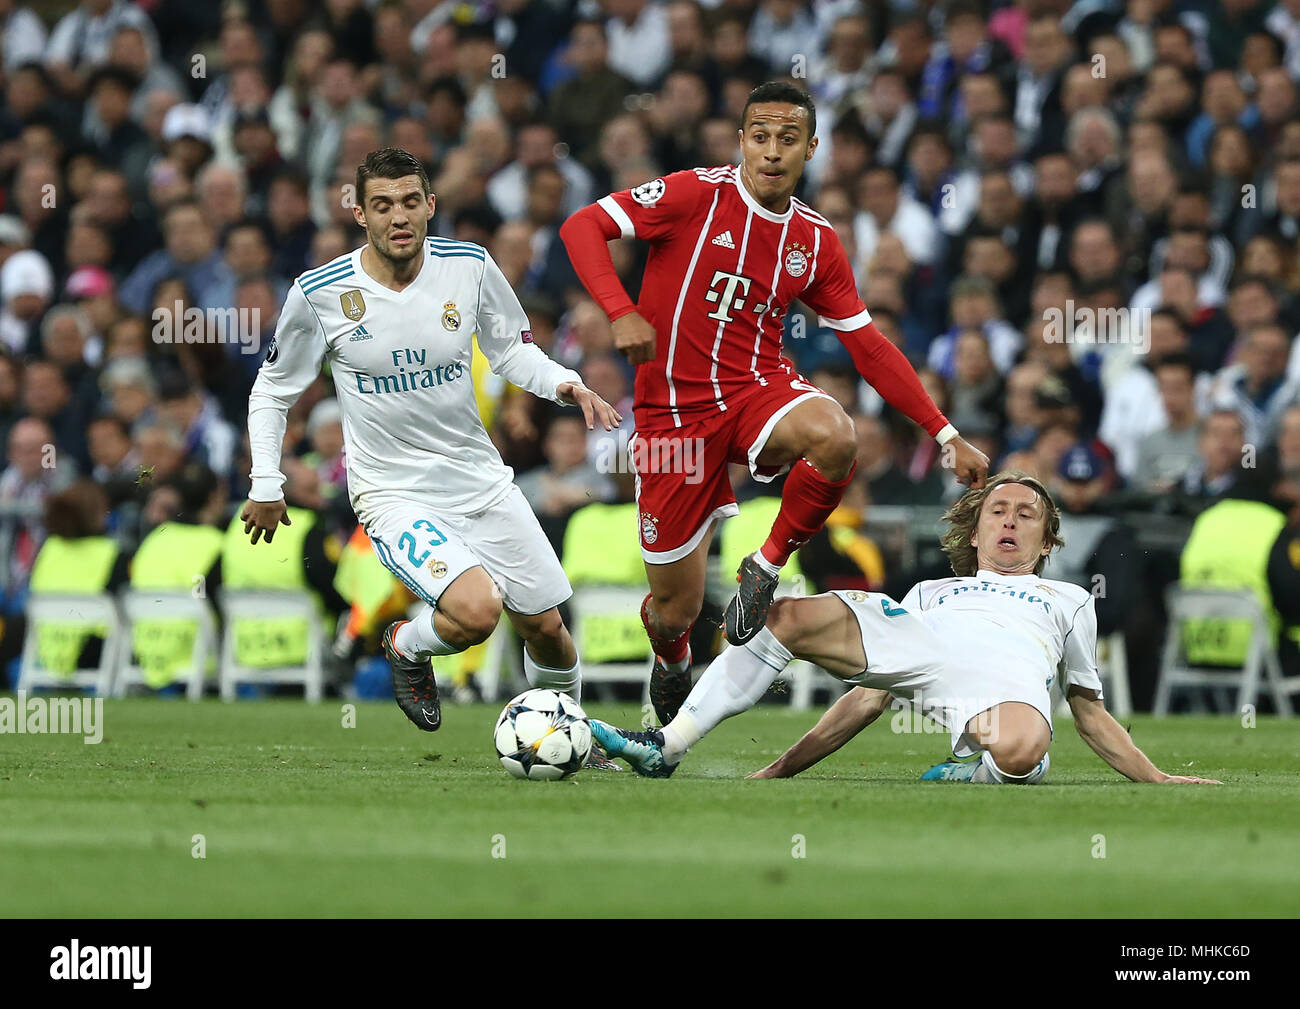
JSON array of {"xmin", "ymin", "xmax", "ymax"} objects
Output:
[
  {"xmin": 247, "ymin": 237, "xmax": 581, "ymax": 518},
  {"xmin": 899, "ymin": 568, "xmax": 1102, "ymax": 699}
]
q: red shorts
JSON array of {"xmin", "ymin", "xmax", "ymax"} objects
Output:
[{"xmin": 631, "ymin": 374, "xmax": 832, "ymax": 563}]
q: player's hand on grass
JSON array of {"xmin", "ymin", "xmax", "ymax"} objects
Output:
[
  {"xmin": 557, "ymin": 382, "xmax": 623, "ymax": 431},
  {"xmin": 949, "ymin": 436, "xmax": 990, "ymax": 488},
  {"xmin": 611, "ymin": 312, "xmax": 657, "ymax": 365},
  {"xmin": 1160, "ymin": 774, "xmax": 1224, "ymax": 785},
  {"xmin": 242, "ymin": 498, "xmax": 291, "ymax": 544}
]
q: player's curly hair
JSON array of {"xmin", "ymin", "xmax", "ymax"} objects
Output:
[{"xmin": 939, "ymin": 470, "xmax": 1064, "ymax": 577}]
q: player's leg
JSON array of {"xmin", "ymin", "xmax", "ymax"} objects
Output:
[
  {"xmin": 633, "ymin": 424, "xmax": 737, "ymax": 723},
  {"xmin": 922, "ymin": 703, "xmax": 1053, "ymax": 783},
  {"xmin": 967, "ymin": 702, "xmax": 1053, "ymax": 783},
  {"xmin": 505, "ymin": 605, "xmax": 580, "ymax": 701},
  {"xmin": 368, "ymin": 505, "xmax": 497, "ymax": 731},
  {"xmin": 591, "ymin": 594, "xmax": 863, "ymax": 776},
  {"xmin": 398, "ymin": 567, "xmax": 503, "ymax": 653},
  {"xmin": 724, "ymin": 386, "xmax": 857, "ymax": 644},
  {"xmin": 642, "ymin": 528, "xmax": 716, "ymax": 723},
  {"xmin": 456, "ymin": 484, "xmax": 588, "ymax": 700}
]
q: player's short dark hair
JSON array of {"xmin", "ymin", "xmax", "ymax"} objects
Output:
[
  {"xmin": 356, "ymin": 147, "xmax": 431, "ymax": 204},
  {"xmin": 742, "ymin": 81, "xmax": 817, "ymax": 139}
]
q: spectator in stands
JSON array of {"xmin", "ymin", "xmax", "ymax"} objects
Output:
[
  {"xmin": 45, "ymin": 0, "xmax": 158, "ymax": 95},
  {"xmin": 1182, "ymin": 408, "xmax": 1250, "ymax": 500},
  {"xmin": 854, "ymin": 162, "xmax": 940, "ymax": 274},
  {"xmin": 119, "ymin": 199, "xmax": 232, "ymax": 315},
  {"xmin": 853, "ymin": 412, "xmax": 944, "ymax": 506},
  {"xmin": 1136, "ymin": 352, "xmax": 1206, "ymax": 492},
  {"xmin": 156, "ymin": 373, "xmax": 236, "ymax": 486},
  {"xmin": 0, "ymin": 247, "xmax": 54, "ymax": 355},
  {"xmin": 1206, "ymin": 322, "xmax": 1300, "ymax": 446},
  {"xmin": 515, "ymin": 412, "xmax": 616, "ymax": 529},
  {"xmin": 946, "ymin": 329, "xmax": 1004, "ymax": 436},
  {"xmin": 0, "ymin": 416, "xmax": 74, "ymax": 605},
  {"xmin": 1002, "ymin": 360, "xmax": 1050, "ymax": 455},
  {"xmin": 549, "ymin": 19, "xmax": 635, "ymax": 169}
]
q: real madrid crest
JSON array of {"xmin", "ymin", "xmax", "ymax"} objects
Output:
[
  {"xmin": 428, "ymin": 558, "xmax": 448, "ymax": 578},
  {"xmin": 340, "ymin": 289, "xmax": 366, "ymax": 321},
  {"xmin": 441, "ymin": 300, "xmax": 461, "ymax": 331},
  {"xmin": 783, "ymin": 242, "xmax": 809, "ymax": 278}
]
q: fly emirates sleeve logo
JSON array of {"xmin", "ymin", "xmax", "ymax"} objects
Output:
[{"xmin": 354, "ymin": 347, "xmax": 466, "ymax": 395}]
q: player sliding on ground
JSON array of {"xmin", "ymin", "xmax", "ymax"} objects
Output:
[
  {"xmin": 561, "ymin": 82, "xmax": 990, "ymax": 727},
  {"xmin": 243, "ymin": 148, "xmax": 621, "ymax": 749},
  {"xmin": 590, "ymin": 472, "xmax": 1222, "ymax": 785}
]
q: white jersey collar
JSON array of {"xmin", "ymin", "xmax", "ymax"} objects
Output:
[{"xmin": 732, "ymin": 163, "xmax": 795, "ymax": 224}]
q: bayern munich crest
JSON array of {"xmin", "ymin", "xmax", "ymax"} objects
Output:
[
  {"xmin": 641, "ymin": 512, "xmax": 659, "ymax": 544},
  {"xmin": 784, "ymin": 244, "xmax": 809, "ymax": 278}
]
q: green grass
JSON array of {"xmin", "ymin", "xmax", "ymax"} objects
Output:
[{"xmin": 0, "ymin": 697, "xmax": 1297, "ymax": 917}]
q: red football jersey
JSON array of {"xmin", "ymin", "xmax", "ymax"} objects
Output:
[{"xmin": 596, "ymin": 165, "xmax": 870, "ymax": 428}]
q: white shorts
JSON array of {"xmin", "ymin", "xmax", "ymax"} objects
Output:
[
  {"xmin": 830, "ymin": 590, "xmax": 1053, "ymax": 753},
  {"xmin": 361, "ymin": 484, "xmax": 572, "ymax": 616}
]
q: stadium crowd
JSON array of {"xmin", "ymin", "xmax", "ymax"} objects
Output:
[{"xmin": 2, "ymin": 0, "xmax": 1300, "ymax": 705}]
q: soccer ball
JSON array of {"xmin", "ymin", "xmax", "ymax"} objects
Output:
[{"xmin": 493, "ymin": 688, "xmax": 592, "ymax": 780}]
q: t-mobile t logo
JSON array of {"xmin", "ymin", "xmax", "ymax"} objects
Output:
[{"xmin": 704, "ymin": 270, "xmax": 752, "ymax": 323}]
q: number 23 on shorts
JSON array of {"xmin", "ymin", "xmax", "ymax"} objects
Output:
[{"xmin": 398, "ymin": 518, "xmax": 447, "ymax": 567}]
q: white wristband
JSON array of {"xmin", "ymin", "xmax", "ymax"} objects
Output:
[{"xmin": 935, "ymin": 424, "xmax": 959, "ymax": 446}]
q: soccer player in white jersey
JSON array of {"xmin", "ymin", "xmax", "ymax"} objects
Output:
[
  {"xmin": 591, "ymin": 472, "xmax": 1222, "ymax": 785},
  {"xmin": 242, "ymin": 148, "xmax": 621, "ymax": 735}
]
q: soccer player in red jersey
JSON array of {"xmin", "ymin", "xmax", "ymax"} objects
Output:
[{"xmin": 560, "ymin": 82, "xmax": 990, "ymax": 724}]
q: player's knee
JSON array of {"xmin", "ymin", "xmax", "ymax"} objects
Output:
[
  {"xmin": 522, "ymin": 606, "xmax": 566, "ymax": 644},
  {"xmin": 805, "ymin": 409, "xmax": 856, "ymax": 479},
  {"xmin": 648, "ymin": 590, "xmax": 702, "ymax": 639},
  {"xmin": 989, "ymin": 737, "xmax": 1048, "ymax": 778},
  {"xmin": 456, "ymin": 595, "xmax": 503, "ymax": 644},
  {"xmin": 764, "ymin": 597, "xmax": 800, "ymax": 646}
]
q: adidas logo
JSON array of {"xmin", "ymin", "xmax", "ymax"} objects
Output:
[
  {"xmin": 349, "ymin": 324, "xmax": 372, "ymax": 341},
  {"xmin": 711, "ymin": 230, "xmax": 735, "ymax": 249}
]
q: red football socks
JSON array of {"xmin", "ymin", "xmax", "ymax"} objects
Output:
[{"xmin": 760, "ymin": 459, "xmax": 856, "ymax": 568}]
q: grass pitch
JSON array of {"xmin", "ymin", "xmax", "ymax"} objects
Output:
[{"xmin": 0, "ymin": 697, "xmax": 1296, "ymax": 917}]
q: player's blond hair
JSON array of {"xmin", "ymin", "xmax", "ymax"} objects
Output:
[{"xmin": 939, "ymin": 470, "xmax": 1064, "ymax": 577}]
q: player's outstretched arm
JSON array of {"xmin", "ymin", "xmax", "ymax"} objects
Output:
[
  {"xmin": 747, "ymin": 687, "xmax": 892, "ymax": 779},
  {"xmin": 800, "ymin": 228, "xmax": 989, "ymax": 487},
  {"xmin": 245, "ymin": 281, "xmax": 326, "ymax": 543},
  {"xmin": 1067, "ymin": 687, "xmax": 1223, "ymax": 784}
]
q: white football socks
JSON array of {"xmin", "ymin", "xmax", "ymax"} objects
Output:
[
  {"xmin": 970, "ymin": 749, "xmax": 1050, "ymax": 784},
  {"xmin": 751, "ymin": 550, "xmax": 782, "ymax": 577},
  {"xmin": 661, "ymin": 626, "xmax": 793, "ymax": 764},
  {"xmin": 524, "ymin": 648, "xmax": 581, "ymax": 704},
  {"xmin": 395, "ymin": 608, "xmax": 460, "ymax": 658}
]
